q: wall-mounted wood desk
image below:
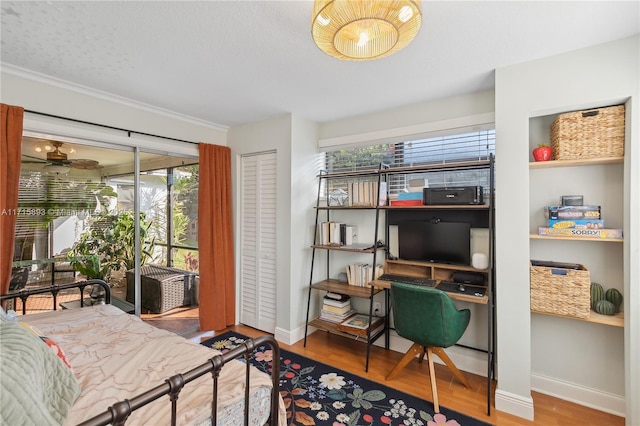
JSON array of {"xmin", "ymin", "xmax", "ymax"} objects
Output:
[{"xmin": 370, "ymin": 259, "xmax": 489, "ymax": 304}]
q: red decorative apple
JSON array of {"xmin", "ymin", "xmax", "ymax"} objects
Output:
[{"xmin": 532, "ymin": 144, "xmax": 553, "ymax": 161}]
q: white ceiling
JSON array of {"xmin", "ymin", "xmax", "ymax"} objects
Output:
[{"xmin": 1, "ymin": 1, "xmax": 639, "ymax": 129}]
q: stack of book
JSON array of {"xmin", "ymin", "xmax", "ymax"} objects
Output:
[
  {"xmin": 319, "ymin": 293, "xmax": 355, "ymax": 324},
  {"xmin": 317, "ymin": 222, "xmax": 358, "ymax": 246},
  {"xmin": 347, "ymin": 181, "xmax": 387, "ymax": 207},
  {"xmin": 346, "ymin": 263, "xmax": 384, "ymax": 286}
]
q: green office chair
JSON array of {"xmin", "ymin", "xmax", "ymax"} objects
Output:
[{"xmin": 386, "ymin": 282, "xmax": 471, "ymax": 413}]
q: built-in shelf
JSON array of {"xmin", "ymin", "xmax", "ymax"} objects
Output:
[
  {"xmin": 532, "ymin": 309, "xmax": 624, "ymax": 327},
  {"xmin": 530, "ymin": 234, "xmax": 623, "ymax": 243},
  {"xmin": 529, "ymin": 156, "xmax": 623, "ymax": 169}
]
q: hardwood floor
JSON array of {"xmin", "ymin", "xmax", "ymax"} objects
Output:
[{"xmin": 190, "ymin": 325, "xmax": 624, "ymax": 426}]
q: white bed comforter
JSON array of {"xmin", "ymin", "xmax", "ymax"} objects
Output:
[{"xmin": 23, "ymin": 305, "xmax": 284, "ymax": 426}]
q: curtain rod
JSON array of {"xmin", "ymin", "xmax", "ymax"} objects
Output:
[{"xmin": 24, "ymin": 109, "xmax": 198, "ymax": 145}]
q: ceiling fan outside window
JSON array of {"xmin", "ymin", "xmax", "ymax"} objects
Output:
[{"xmin": 22, "ymin": 141, "xmax": 103, "ymax": 173}]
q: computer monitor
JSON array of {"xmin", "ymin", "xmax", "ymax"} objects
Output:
[{"xmin": 398, "ymin": 221, "xmax": 471, "ymax": 266}]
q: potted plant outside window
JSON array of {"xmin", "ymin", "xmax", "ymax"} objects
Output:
[{"xmin": 69, "ymin": 211, "xmax": 156, "ymax": 283}]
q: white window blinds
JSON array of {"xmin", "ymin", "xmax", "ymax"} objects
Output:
[{"xmin": 322, "ymin": 129, "xmax": 495, "ymax": 197}]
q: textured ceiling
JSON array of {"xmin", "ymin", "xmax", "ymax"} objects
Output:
[{"xmin": 1, "ymin": 1, "xmax": 639, "ymax": 129}]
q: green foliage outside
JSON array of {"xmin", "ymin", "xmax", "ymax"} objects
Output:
[
  {"xmin": 68, "ymin": 254, "xmax": 111, "ymax": 280},
  {"xmin": 173, "ymin": 166, "xmax": 199, "ymax": 271},
  {"xmin": 69, "ymin": 211, "xmax": 156, "ymax": 280},
  {"xmin": 325, "ymin": 145, "xmax": 393, "ymax": 191},
  {"xmin": 173, "ymin": 165, "xmax": 199, "ymax": 247},
  {"xmin": 148, "ymin": 166, "xmax": 199, "ymax": 269},
  {"xmin": 326, "ymin": 144, "xmax": 392, "ymax": 172}
]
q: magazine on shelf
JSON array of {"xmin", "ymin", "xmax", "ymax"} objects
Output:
[
  {"xmin": 337, "ymin": 314, "xmax": 384, "ymax": 336},
  {"xmin": 339, "ymin": 314, "xmax": 380, "ymax": 330}
]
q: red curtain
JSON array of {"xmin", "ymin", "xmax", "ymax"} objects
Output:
[
  {"xmin": 198, "ymin": 143, "xmax": 235, "ymax": 331},
  {"xmin": 1, "ymin": 104, "xmax": 24, "ymax": 295}
]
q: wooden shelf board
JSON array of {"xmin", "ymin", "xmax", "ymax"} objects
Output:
[
  {"xmin": 532, "ymin": 309, "xmax": 623, "ymax": 327},
  {"xmin": 384, "ymin": 160, "xmax": 492, "ymax": 174},
  {"xmin": 315, "ymin": 205, "xmax": 380, "ymax": 210},
  {"xmin": 385, "ymin": 258, "xmax": 487, "ymax": 273},
  {"xmin": 530, "ymin": 234, "xmax": 623, "ymax": 243},
  {"xmin": 317, "ymin": 169, "xmax": 382, "ymax": 179},
  {"xmin": 309, "ymin": 317, "xmax": 385, "ymax": 340},
  {"xmin": 317, "ymin": 159, "xmax": 492, "ymax": 179},
  {"xmin": 310, "ymin": 279, "xmax": 382, "ymax": 298},
  {"xmin": 381, "ymin": 204, "xmax": 490, "ymax": 210},
  {"xmin": 311, "ymin": 244, "xmax": 383, "ymax": 253},
  {"xmin": 316, "ymin": 204, "xmax": 490, "ymax": 210},
  {"xmin": 529, "ymin": 156, "xmax": 623, "ymax": 169}
]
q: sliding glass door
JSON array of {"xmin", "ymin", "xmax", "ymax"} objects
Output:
[
  {"xmin": 105, "ymin": 159, "xmax": 199, "ymax": 272},
  {"xmin": 13, "ymin": 136, "xmax": 198, "ymax": 315}
]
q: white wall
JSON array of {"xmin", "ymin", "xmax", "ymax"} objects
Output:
[
  {"xmin": 290, "ymin": 116, "xmax": 322, "ymax": 341},
  {"xmin": 227, "ymin": 114, "xmax": 318, "ymax": 344},
  {"xmin": 1, "ymin": 70, "xmax": 227, "ymax": 146},
  {"xmin": 495, "ymin": 35, "xmax": 639, "ymax": 423},
  {"xmin": 320, "ymin": 90, "xmax": 495, "ymax": 143}
]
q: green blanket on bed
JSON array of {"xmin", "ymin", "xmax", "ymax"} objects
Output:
[{"xmin": 0, "ymin": 316, "xmax": 81, "ymax": 425}]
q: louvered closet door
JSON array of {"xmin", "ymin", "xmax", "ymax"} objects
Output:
[{"xmin": 239, "ymin": 152, "xmax": 277, "ymax": 333}]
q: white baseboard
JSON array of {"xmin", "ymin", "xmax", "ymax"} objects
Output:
[
  {"xmin": 275, "ymin": 326, "xmax": 300, "ymax": 345},
  {"xmin": 531, "ymin": 372, "xmax": 625, "ymax": 417},
  {"xmin": 495, "ymin": 389, "xmax": 535, "ymax": 420}
]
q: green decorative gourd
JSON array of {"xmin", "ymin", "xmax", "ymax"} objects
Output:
[
  {"xmin": 594, "ymin": 300, "xmax": 616, "ymax": 316},
  {"xmin": 605, "ymin": 288, "xmax": 623, "ymax": 313},
  {"xmin": 590, "ymin": 282, "xmax": 605, "ymax": 309}
]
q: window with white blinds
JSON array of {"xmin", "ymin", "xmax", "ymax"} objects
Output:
[
  {"xmin": 322, "ymin": 129, "xmax": 495, "ymax": 198},
  {"xmin": 14, "ymin": 172, "xmax": 116, "ymax": 260}
]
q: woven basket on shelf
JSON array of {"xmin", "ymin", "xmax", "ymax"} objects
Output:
[
  {"xmin": 530, "ymin": 260, "xmax": 590, "ymax": 319},
  {"xmin": 550, "ymin": 105, "xmax": 625, "ymax": 160}
]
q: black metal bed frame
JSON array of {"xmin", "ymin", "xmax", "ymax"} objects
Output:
[
  {"xmin": 0, "ymin": 279, "xmax": 111, "ymax": 314},
  {"xmin": 0, "ymin": 281, "xmax": 280, "ymax": 426},
  {"xmin": 78, "ymin": 334, "xmax": 280, "ymax": 426}
]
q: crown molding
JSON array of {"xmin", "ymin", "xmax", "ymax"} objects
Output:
[{"xmin": 1, "ymin": 63, "xmax": 228, "ymax": 132}]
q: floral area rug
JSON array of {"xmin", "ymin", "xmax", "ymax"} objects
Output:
[{"xmin": 201, "ymin": 331, "xmax": 492, "ymax": 426}]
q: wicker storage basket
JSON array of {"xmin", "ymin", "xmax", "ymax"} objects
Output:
[
  {"xmin": 550, "ymin": 105, "xmax": 625, "ymax": 160},
  {"xmin": 530, "ymin": 260, "xmax": 590, "ymax": 319},
  {"xmin": 126, "ymin": 265, "xmax": 196, "ymax": 313}
]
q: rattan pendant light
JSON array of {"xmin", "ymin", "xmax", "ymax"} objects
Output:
[{"xmin": 312, "ymin": 0, "xmax": 422, "ymax": 61}]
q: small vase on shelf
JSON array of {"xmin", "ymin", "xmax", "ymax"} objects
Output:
[{"xmin": 532, "ymin": 144, "xmax": 553, "ymax": 161}]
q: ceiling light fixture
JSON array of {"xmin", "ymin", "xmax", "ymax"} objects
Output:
[{"xmin": 311, "ymin": 0, "xmax": 422, "ymax": 61}]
